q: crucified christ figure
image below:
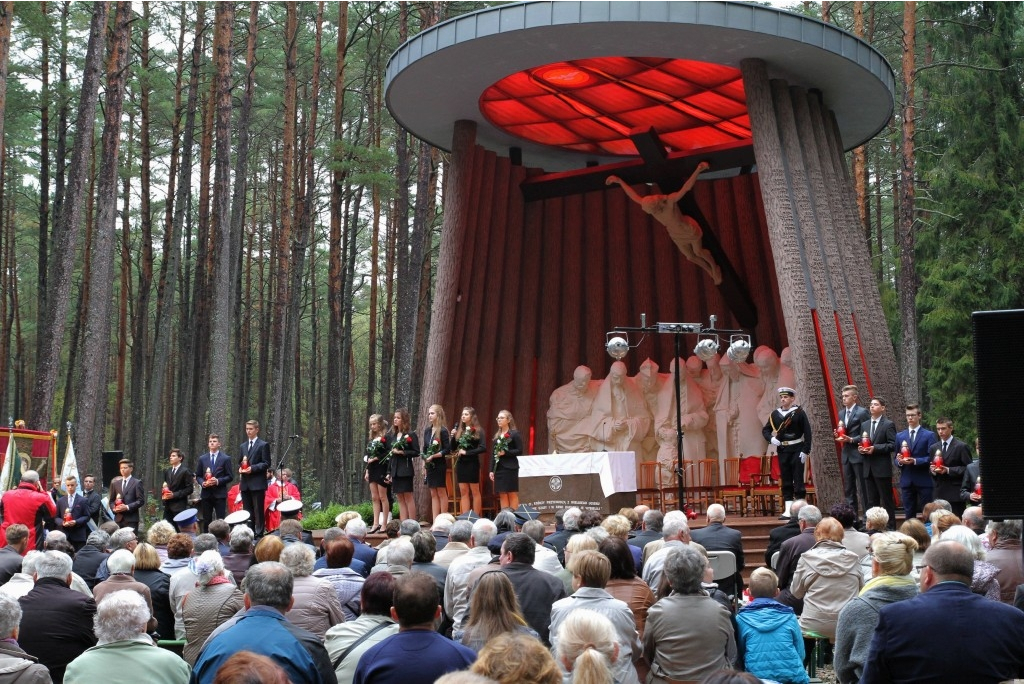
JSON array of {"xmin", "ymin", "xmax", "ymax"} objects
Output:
[{"xmin": 606, "ymin": 161, "xmax": 723, "ymax": 285}]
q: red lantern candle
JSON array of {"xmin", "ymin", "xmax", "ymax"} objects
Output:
[
  {"xmin": 933, "ymin": 452, "xmax": 944, "ymax": 469},
  {"xmin": 861, "ymin": 432, "xmax": 871, "ymax": 448},
  {"xmin": 63, "ymin": 508, "xmax": 73, "ymax": 524},
  {"xmin": 241, "ymin": 456, "xmax": 248, "ymax": 470},
  {"xmin": 900, "ymin": 441, "xmax": 911, "ymax": 460},
  {"xmin": 836, "ymin": 421, "xmax": 846, "ymax": 440},
  {"xmin": 974, "ymin": 478, "xmax": 982, "ymax": 496}
]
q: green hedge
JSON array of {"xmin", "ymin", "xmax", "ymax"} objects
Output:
[{"xmin": 301, "ymin": 502, "xmax": 398, "ymax": 531}]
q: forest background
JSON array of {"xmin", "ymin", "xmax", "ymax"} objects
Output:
[{"xmin": 0, "ymin": 1, "xmax": 1019, "ymax": 509}]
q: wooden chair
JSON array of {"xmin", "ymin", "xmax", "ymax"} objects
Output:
[
  {"xmin": 749, "ymin": 454, "xmax": 783, "ymax": 516},
  {"xmin": 637, "ymin": 461, "xmax": 663, "ymax": 510},
  {"xmin": 683, "ymin": 458, "xmax": 718, "ymax": 514},
  {"xmin": 718, "ymin": 457, "xmax": 749, "ymax": 516}
]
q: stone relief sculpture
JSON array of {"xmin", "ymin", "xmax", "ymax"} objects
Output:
[
  {"xmin": 606, "ymin": 162, "xmax": 723, "ymax": 285},
  {"xmin": 546, "ymin": 365, "xmax": 600, "ymax": 454},
  {"xmin": 545, "ymin": 345, "xmax": 797, "ymax": 485}
]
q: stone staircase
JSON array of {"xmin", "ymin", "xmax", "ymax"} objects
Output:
[{"xmin": 691, "ymin": 515, "xmax": 783, "ymax": 582}]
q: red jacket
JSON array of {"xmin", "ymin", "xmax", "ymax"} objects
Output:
[{"xmin": 1, "ymin": 483, "xmax": 58, "ymax": 553}]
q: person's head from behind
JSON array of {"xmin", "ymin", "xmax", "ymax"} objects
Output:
[
  {"xmin": 899, "ymin": 518, "xmax": 930, "ymax": 551},
  {"xmin": 325, "ymin": 537, "xmax": 355, "ymax": 569},
  {"xmin": 941, "ymin": 525, "xmax": 987, "ymax": 561},
  {"xmin": 34, "ymin": 550, "xmax": 73, "ymax": 585},
  {"xmin": 387, "ymin": 539, "xmax": 415, "ymax": 569},
  {"xmin": 212, "ymin": 651, "xmax": 292, "ymax": 684},
  {"xmin": 133, "ymin": 542, "xmax": 162, "ymax": 572},
  {"xmin": 934, "ymin": 513, "xmax": 961, "ymax": 539},
  {"xmin": 797, "ymin": 504, "xmax": 821, "ymax": 530},
  {"xmin": 664, "ymin": 545, "xmax": 705, "ymax": 595},
  {"xmin": 146, "ymin": 520, "xmax": 175, "ymax": 547},
  {"xmin": 599, "ymin": 537, "xmax": 637, "ymax": 580},
  {"xmin": 521, "ymin": 519, "xmax": 546, "ymax": 545},
  {"xmin": 410, "ymin": 531, "xmax": 436, "ymax": 563},
  {"xmin": 554, "ymin": 608, "xmax": 619, "ymax": 684},
  {"xmin": 243, "ymin": 562, "xmax": 294, "ymax": 612},
  {"xmin": 279, "ymin": 543, "xmax": 315, "ymax": 579},
  {"xmin": 920, "ymin": 540, "xmax": 974, "ymax": 591},
  {"xmin": 563, "ymin": 533, "xmax": 598, "ymax": 570},
  {"xmin": 167, "ymin": 533, "xmax": 194, "ymax": 560},
  {"xmin": 95, "ymin": 590, "xmax": 149, "ymax": 643},
  {"xmin": 4, "ymin": 524, "xmax": 29, "ymax": 554},
  {"xmin": 253, "ymin": 535, "xmax": 284, "ymax": 563},
  {"xmin": 465, "ymin": 570, "xmax": 526, "ymax": 634},
  {"xmin": 828, "ymin": 503, "xmax": 857, "ymax": 530},
  {"xmin": 194, "ymin": 550, "xmax": 228, "ymax": 586},
  {"xmin": 230, "ymin": 525, "xmax": 255, "ymax": 554},
  {"xmin": 471, "ymin": 632, "xmax": 562, "ymax": 684},
  {"xmin": 500, "ymin": 532, "xmax": 536, "ymax": 565},
  {"xmin": 569, "ymin": 549, "xmax": 611, "ymax": 591},
  {"xmin": 391, "ymin": 572, "xmax": 439, "ymax": 628},
  {"xmin": 600, "ymin": 514, "xmax": 631, "ymax": 540},
  {"xmin": 208, "ymin": 519, "xmax": 230, "ymax": 542},
  {"xmin": 747, "ymin": 567, "xmax": 779, "ymax": 599},
  {"xmin": 360, "ymin": 571, "xmax": 397, "ymax": 618},
  {"xmin": 814, "ymin": 517, "xmax": 845, "ymax": 543},
  {"xmin": 870, "ymin": 531, "xmax": 917, "ymax": 576},
  {"xmin": 0, "ymin": 594, "xmax": 22, "ymax": 639},
  {"xmin": 278, "ymin": 519, "xmax": 304, "ymax": 540}
]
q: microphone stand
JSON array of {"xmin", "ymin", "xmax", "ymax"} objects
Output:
[{"xmin": 272, "ymin": 436, "xmax": 298, "ymax": 506}]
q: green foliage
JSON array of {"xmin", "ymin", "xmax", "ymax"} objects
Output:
[{"xmin": 301, "ymin": 500, "xmax": 396, "ymax": 530}]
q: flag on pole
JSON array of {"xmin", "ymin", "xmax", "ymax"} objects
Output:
[
  {"xmin": 60, "ymin": 434, "xmax": 80, "ymax": 494},
  {"xmin": 0, "ymin": 432, "xmax": 21, "ymax": 493}
]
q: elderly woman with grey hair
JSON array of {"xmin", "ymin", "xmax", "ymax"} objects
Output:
[
  {"xmin": 145, "ymin": 520, "xmax": 175, "ymax": 563},
  {"xmin": 643, "ymin": 545, "xmax": 736, "ymax": 683},
  {"xmin": 0, "ymin": 593, "xmax": 51, "ymax": 683},
  {"xmin": 180, "ymin": 550, "xmax": 243, "ymax": 666},
  {"xmin": 280, "ymin": 543, "xmax": 344, "ymax": 639},
  {"xmin": 63, "ymin": 590, "xmax": 190, "ymax": 684},
  {"xmin": 940, "ymin": 524, "xmax": 1001, "ymax": 600}
]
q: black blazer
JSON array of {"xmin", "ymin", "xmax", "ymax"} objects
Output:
[
  {"xmin": 196, "ymin": 452, "xmax": 234, "ymax": 500},
  {"xmin": 862, "ymin": 416, "xmax": 897, "ymax": 478},
  {"xmin": 162, "ymin": 464, "xmax": 195, "ymax": 515},
  {"xmin": 928, "ymin": 436, "xmax": 972, "ymax": 502},
  {"xmin": 109, "ymin": 476, "xmax": 146, "ymax": 527},
  {"xmin": 389, "ymin": 430, "xmax": 419, "ymax": 479},
  {"xmin": 422, "ymin": 426, "xmax": 451, "ymax": 462},
  {"xmin": 837, "ymin": 404, "xmax": 870, "ymax": 465},
  {"xmin": 238, "ymin": 437, "xmax": 271, "ymax": 492},
  {"xmin": 491, "ymin": 429, "xmax": 523, "ymax": 473}
]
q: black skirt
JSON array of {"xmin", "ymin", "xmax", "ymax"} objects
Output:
[
  {"xmin": 425, "ymin": 458, "xmax": 448, "ymax": 488},
  {"xmin": 455, "ymin": 454, "xmax": 480, "ymax": 485},
  {"xmin": 493, "ymin": 465, "xmax": 519, "ymax": 494},
  {"xmin": 392, "ymin": 475, "xmax": 414, "ymax": 494},
  {"xmin": 366, "ymin": 458, "xmax": 389, "ymax": 486}
]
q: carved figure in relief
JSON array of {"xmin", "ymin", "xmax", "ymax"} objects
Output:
[
  {"xmin": 546, "ymin": 365, "xmax": 600, "ymax": 454},
  {"xmin": 584, "ymin": 361, "xmax": 652, "ymax": 460},
  {"xmin": 606, "ymin": 161, "xmax": 723, "ymax": 285},
  {"xmin": 754, "ymin": 346, "xmax": 782, "ymax": 427}
]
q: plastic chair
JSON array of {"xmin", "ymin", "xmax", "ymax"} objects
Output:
[{"xmin": 706, "ymin": 550, "xmax": 737, "ymax": 586}]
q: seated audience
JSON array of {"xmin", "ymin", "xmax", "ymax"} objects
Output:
[
  {"xmin": 63, "ymin": 590, "xmax": 190, "ymax": 684},
  {"xmin": 734, "ymin": 567, "xmax": 806, "ymax": 684},
  {"xmin": 553, "ymin": 608, "xmax": 619, "ymax": 684},
  {"xmin": 940, "ymin": 524, "xmax": 1000, "ymax": 600},
  {"xmin": 456, "ymin": 569, "xmax": 537, "ymax": 652},
  {"xmin": 280, "ymin": 543, "xmax": 344, "ymax": 639},
  {"xmin": 790, "ymin": 517, "xmax": 863, "ymax": 641},
  {"xmin": 863, "ymin": 506, "xmax": 889, "ymax": 535},
  {"xmin": 212, "ymin": 651, "xmax": 290, "ymax": 684},
  {"xmin": 146, "ymin": 520, "xmax": 175, "ymax": 562},
  {"xmin": 0, "ymin": 593, "xmax": 51, "ymax": 683},
  {"xmin": 133, "ymin": 542, "xmax": 175, "ymax": 639},
  {"xmin": 222, "ymin": 524, "xmax": 255, "ymax": 585},
  {"xmin": 834, "ymin": 532, "xmax": 918, "ymax": 683},
  {"xmin": 600, "ymin": 536, "xmax": 655, "ymax": 638},
  {"xmin": 325, "ymin": 572, "xmax": 399, "ymax": 684},
  {"xmin": 312, "ymin": 537, "xmax": 365, "ymax": 621},
  {"xmin": 470, "ymin": 632, "xmax": 562, "ymax": 684},
  {"xmin": 181, "ymin": 550, "xmax": 244, "ymax": 666},
  {"xmin": 862, "ymin": 540, "xmax": 1024, "ymax": 683},
  {"xmin": 643, "ymin": 545, "xmax": 736, "ymax": 682},
  {"xmin": 985, "ymin": 519, "xmax": 1024, "ymax": 603}
]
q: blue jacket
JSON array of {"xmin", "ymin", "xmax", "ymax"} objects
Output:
[
  {"xmin": 735, "ymin": 598, "xmax": 808, "ymax": 684},
  {"xmin": 190, "ymin": 606, "xmax": 337, "ymax": 684}
]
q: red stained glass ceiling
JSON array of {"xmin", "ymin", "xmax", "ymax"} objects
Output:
[{"xmin": 480, "ymin": 56, "xmax": 751, "ymax": 157}]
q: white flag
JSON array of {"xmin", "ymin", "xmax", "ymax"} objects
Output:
[
  {"xmin": 0, "ymin": 434, "xmax": 18, "ymax": 493},
  {"xmin": 60, "ymin": 437, "xmax": 80, "ymax": 494}
]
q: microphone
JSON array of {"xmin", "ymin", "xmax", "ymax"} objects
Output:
[{"xmin": 289, "ymin": 435, "xmax": 300, "ymax": 439}]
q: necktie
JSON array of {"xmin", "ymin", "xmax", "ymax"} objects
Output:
[
  {"xmin": 871, "ymin": 420, "xmax": 877, "ymax": 437},
  {"xmin": 212, "ymin": 453, "xmax": 217, "ymax": 466},
  {"xmin": 249, "ymin": 441, "xmax": 254, "ymax": 454},
  {"xmin": 172, "ymin": 466, "xmax": 178, "ymax": 477},
  {"xmin": 910, "ymin": 428, "xmax": 916, "ymax": 444},
  {"xmin": 943, "ymin": 441, "xmax": 949, "ymax": 454}
]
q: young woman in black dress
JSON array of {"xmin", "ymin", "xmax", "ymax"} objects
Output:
[
  {"xmin": 389, "ymin": 407, "xmax": 419, "ymax": 521},
  {"xmin": 489, "ymin": 409, "xmax": 523, "ymax": 511},
  {"xmin": 422, "ymin": 404, "xmax": 451, "ymax": 521},
  {"xmin": 452, "ymin": 406, "xmax": 486, "ymax": 514},
  {"xmin": 362, "ymin": 414, "xmax": 391, "ymax": 533}
]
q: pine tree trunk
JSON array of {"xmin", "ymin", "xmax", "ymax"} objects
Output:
[
  {"xmin": 36, "ymin": 1, "xmax": 50, "ymax": 343},
  {"xmin": 30, "ymin": 0, "xmax": 108, "ymax": 431},
  {"xmin": 73, "ymin": 0, "xmax": 131, "ymax": 474},
  {"xmin": 898, "ymin": 1, "xmax": 919, "ymax": 402}
]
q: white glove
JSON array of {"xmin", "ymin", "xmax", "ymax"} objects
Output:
[
  {"xmin": 770, "ymin": 437, "xmax": 781, "ymax": 447},
  {"xmin": 799, "ymin": 452, "xmax": 808, "ymax": 464}
]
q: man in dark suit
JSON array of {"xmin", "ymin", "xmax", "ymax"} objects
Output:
[
  {"xmin": 628, "ymin": 509, "xmax": 665, "ymax": 552},
  {"xmin": 498, "ymin": 533, "xmax": 567, "ymax": 645},
  {"xmin": 196, "ymin": 434, "xmax": 233, "ymax": 533},
  {"xmin": 862, "ymin": 540, "xmax": 1024, "ymax": 683},
  {"xmin": 928, "ymin": 417, "xmax": 972, "ymax": 517},
  {"xmin": 764, "ymin": 499, "xmax": 806, "ymax": 566},
  {"xmin": 54, "ymin": 476, "xmax": 92, "ymax": 551},
  {"xmin": 238, "ymin": 420, "xmax": 271, "ymax": 536},
  {"xmin": 894, "ymin": 403, "xmax": 935, "ymax": 521},
  {"xmin": 109, "ymin": 459, "xmax": 146, "ymax": 534},
  {"xmin": 690, "ymin": 503, "xmax": 744, "ymax": 597},
  {"xmin": 81, "ymin": 474, "xmax": 103, "ymax": 526},
  {"xmin": 859, "ymin": 396, "xmax": 897, "ymax": 528},
  {"xmin": 834, "ymin": 384, "xmax": 870, "ymax": 517},
  {"xmin": 162, "ymin": 448, "xmax": 195, "ymax": 529}
]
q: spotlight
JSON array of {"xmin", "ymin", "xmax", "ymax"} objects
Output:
[
  {"xmin": 606, "ymin": 336, "xmax": 629, "ymax": 360},
  {"xmin": 693, "ymin": 338, "xmax": 720, "ymax": 361},
  {"xmin": 727, "ymin": 338, "xmax": 751, "ymax": 363}
]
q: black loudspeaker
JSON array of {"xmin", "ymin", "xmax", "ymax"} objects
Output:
[
  {"xmin": 973, "ymin": 309, "xmax": 1024, "ymax": 519},
  {"xmin": 100, "ymin": 450, "xmax": 124, "ymax": 490}
]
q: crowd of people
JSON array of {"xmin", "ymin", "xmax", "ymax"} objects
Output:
[{"xmin": 0, "ymin": 486, "xmax": 1019, "ymax": 684}]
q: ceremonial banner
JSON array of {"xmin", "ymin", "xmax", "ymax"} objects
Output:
[
  {"xmin": 0, "ymin": 427, "xmax": 58, "ymax": 490},
  {"xmin": 59, "ymin": 436, "xmax": 80, "ymax": 494}
]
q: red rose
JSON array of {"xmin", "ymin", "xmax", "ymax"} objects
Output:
[
  {"xmin": 406, "ymin": 436, "xmax": 413, "ymax": 443},
  {"xmin": 504, "ymin": 432, "xmax": 510, "ymax": 439}
]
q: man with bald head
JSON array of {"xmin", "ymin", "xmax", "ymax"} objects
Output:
[
  {"xmin": 690, "ymin": 503, "xmax": 744, "ymax": 597},
  {"xmin": 862, "ymin": 540, "xmax": 1024, "ymax": 683}
]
